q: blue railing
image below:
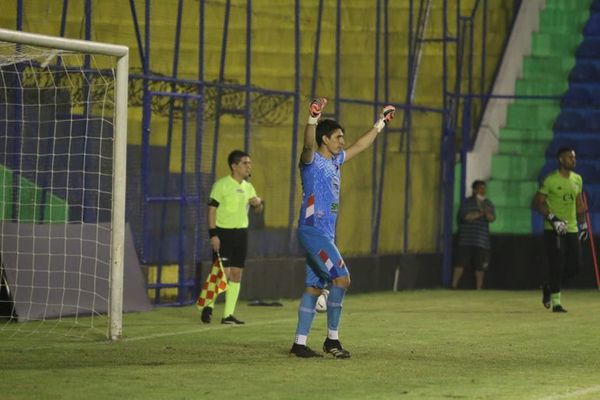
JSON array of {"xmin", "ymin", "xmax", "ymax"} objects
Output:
[{"xmin": 129, "ymin": 0, "xmax": 447, "ymax": 304}]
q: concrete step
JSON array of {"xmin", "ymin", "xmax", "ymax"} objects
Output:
[
  {"xmin": 487, "ymin": 179, "xmax": 539, "ymax": 208},
  {"xmin": 499, "ymin": 128, "xmax": 554, "ymax": 142},
  {"xmin": 489, "ymin": 206, "xmax": 532, "ymax": 234},
  {"xmin": 497, "ymin": 140, "xmax": 550, "ymax": 157},
  {"xmin": 522, "ymin": 56, "xmax": 576, "ymax": 79},
  {"xmin": 505, "ymin": 102, "xmax": 561, "ymax": 130},
  {"xmin": 515, "ymin": 80, "xmax": 567, "ymax": 96},
  {"xmin": 532, "ymin": 32, "xmax": 583, "ymax": 57},
  {"xmin": 491, "ymin": 154, "xmax": 546, "ymax": 181}
]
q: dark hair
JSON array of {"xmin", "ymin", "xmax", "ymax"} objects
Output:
[
  {"xmin": 471, "ymin": 180, "xmax": 486, "ymax": 190},
  {"xmin": 556, "ymin": 146, "xmax": 574, "ymax": 159},
  {"xmin": 227, "ymin": 150, "xmax": 250, "ymax": 169},
  {"xmin": 316, "ymin": 119, "xmax": 344, "ymax": 147}
]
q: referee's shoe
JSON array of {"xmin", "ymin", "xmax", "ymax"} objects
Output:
[
  {"xmin": 200, "ymin": 306, "xmax": 212, "ymax": 323},
  {"xmin": 221, "ymin": 315, "xmax": 245, "ymax": 325}
]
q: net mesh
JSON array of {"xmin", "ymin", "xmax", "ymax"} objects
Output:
[{"xmin": 0, "ymin": 40, "xmax": 117, "ymax": 339}]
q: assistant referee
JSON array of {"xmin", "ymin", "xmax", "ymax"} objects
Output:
[{"xmin": 201, "ymin": 150, "xmax": 263, "ymax": 325}]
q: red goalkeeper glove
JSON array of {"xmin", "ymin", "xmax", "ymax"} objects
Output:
[
  {"xmin": 308, "ymin": 97, "xmax": 328, "ymax": 125},
  {"xmin": 374, "ymin": 105, "xmax": 396, "ymax": 132}
]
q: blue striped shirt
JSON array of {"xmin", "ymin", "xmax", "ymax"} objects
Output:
[{"xmin": 457, "ymin": 196, "xmax": 495, "ymax": 249}]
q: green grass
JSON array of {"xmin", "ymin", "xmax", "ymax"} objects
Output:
[{"xmin": 2, "ymin": 290, "xmax": 600, "ymax": 399}]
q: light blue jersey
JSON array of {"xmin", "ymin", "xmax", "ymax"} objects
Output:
[{"xmin": 298, "ymin": 150, "xmax": 346, "ymax": 240}]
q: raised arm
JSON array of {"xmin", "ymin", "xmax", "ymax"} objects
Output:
[
  {"xmin": 345, "ymin": 105, "xmax": 395, "ymax": 162},
  {"xmin": 300, "ymin": 98, "xmax": 328, "ymax": 164}
]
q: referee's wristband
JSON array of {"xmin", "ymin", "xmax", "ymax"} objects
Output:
[{"xmin": 208, "ymin": 228, "xmax": 218, "ymax": 238}]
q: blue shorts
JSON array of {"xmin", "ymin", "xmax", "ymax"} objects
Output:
[{"xmin": 297, "ymin": 225, "xmax": 349, "ymax": 289}]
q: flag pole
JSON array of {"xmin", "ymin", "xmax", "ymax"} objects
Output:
[{"xmin": 582, "ymin": 192, "xmax": 600, "ymax": 290}]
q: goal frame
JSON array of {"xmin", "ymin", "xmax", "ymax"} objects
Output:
[{"xmin": 0, "ymin": 28, "xmax": 129, "ymax": 340}]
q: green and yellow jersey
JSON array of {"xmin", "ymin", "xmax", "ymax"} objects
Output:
[{"xmin": 538, "ymin": 171, "xmax": 583, "ymax": 233}]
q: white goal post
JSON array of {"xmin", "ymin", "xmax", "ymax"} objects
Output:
[{"xmin": 0, "ymin": 28, "xmax": 128, "ymax": 340}]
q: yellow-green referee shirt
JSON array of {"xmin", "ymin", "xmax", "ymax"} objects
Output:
[{"xmin": 209, "ymin": 176, "xmax": 258, "ymax": 229}]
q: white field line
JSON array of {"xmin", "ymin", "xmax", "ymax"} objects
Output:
[
  {"xmin": 1, "ymin": 317, "xmax": 296, "ymax": 350},
  {"xmin": 122, "ymin": 317, "xmax": 297, "ymax": 342},
  {"xmin": 540, "ymin": 386, "xmax": 600, "ymax": 400}
]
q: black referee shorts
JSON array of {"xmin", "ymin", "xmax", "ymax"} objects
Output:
[{"xmin": 213, "ymin": 227, "xmax": 248, "ymax": 268}]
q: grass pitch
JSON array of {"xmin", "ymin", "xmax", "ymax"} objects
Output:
[{"xmin": 1, "ymin": 290, "xmax": 600, "ymax": 399}]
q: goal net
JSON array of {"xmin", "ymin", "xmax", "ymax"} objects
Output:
[{"xmin": 0, "ymin": 29, "xmax": 128, "ymax": 340}]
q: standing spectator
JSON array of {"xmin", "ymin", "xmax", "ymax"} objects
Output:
[
  {"xmin": 451, "ymin": 180, "xmax": 496, "ymax": 290},
  {"xmin": 532, "ymin": 147, "xmax": 587, "ymax": 313},
  {"xmin": 200, "ymin": 150, "xmax": 263, "ymax": 324}
]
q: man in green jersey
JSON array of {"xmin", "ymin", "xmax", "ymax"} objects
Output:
[
  {"xmin": 201, "ymin": 150, "xmax": 263, "ymax": 324},
  {"xmin": 532, "ymin": 147, "xmax": 588, "ymax": 312}
]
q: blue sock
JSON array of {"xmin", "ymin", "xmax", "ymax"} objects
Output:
[
  {"xmin": 294, "ymin": 293, "xmax": 318, "ymax": 345},
  {"xmin": 326, "ymin": 286, "xmax": 346, "ymax": 338}
]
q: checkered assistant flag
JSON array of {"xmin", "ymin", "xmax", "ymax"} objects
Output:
[{"xmin": 196, "ymin": 257, "xmax": 228, "ymax": 308}]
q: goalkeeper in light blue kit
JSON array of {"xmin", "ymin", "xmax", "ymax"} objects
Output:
[{"xmin": 289, "ymin": 98, "xmax": 395, "ymax": 358}]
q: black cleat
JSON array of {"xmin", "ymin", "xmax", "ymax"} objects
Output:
[
  {"xmin": 201, "ymin": 306, "xmax": 212, "ymax": 323},
  {"xmin": 323, "ymin": 338, "xmax": 351, "ymax": 359},
  {"xmin": 552, "ymin": 305, "xmax": 567, "ymax": 313},
  {"xmin": 541, "ymin": 284, "xmax": 551, "ymax": 309},
  {"xmin": 289, "ymin": 343, "xmax": 323, "ymax": 358},
  {"xmin": 221, "ymin": 315, "xmax": 245, "ymax": 325}
]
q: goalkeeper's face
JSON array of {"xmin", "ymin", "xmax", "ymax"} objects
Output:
[
  {"xmin": 323, "ymin": 129, "xmax": 345, "ymax": 155},
  {"xmin": 559, "ymin": 150, "xmax": 576, "ymax": 171}
]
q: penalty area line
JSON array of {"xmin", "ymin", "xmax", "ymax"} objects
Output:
[{"xmin": 122, "ymin": 317, "xmax": 297, "ymax": 342}]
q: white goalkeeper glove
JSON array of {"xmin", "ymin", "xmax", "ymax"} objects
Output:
[
  {"xmin": 578, "ymin": 222, "xmax": 589, "ymax": 242},
  {"xmin": 308, "ymin": 97, "xmax": 328, "ymax": 125},
  {"xmin": 547, "ymin": 213, "xmax": 567, "ymax": 235},
  {"xmin": 374, "ymin": 105, "xmax": 396, "ymax": 133}
]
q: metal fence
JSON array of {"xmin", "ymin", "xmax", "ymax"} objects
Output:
[{"xmin": 4, "ymin": 0, "xmax": 522, "ymax": 303}]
